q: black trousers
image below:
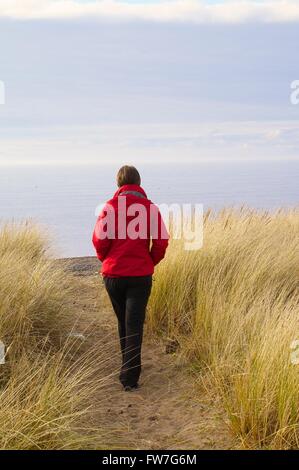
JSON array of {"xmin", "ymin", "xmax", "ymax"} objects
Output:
[{"xmin": 103, "ymin": 275, "xmax": 152, "ymax": 387}]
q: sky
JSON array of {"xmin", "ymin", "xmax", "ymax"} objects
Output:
[{"xmin": 0, "ymin": 0, "xmax": 299, "ymax": 165}]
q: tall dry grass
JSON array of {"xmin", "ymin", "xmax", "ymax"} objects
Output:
[
  {"xmin": 0, "ymin": 223, "xmax": 73, "ymax": 354},
  {"xmin": 148, "ymin": 208, "xmax": 299, "ymax": 449},
  {"xmin": 0, "ymin": 223, "xmax": 114, "ymax": 449}
]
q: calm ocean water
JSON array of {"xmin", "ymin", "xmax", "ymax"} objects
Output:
[{"xmin": 0, "ymin": 160, "xmax": 298, "ymax": 257}]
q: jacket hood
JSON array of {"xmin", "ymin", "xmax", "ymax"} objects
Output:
[{"xmin": 113, "ymin": 184, "xmax": 147, "ymax": 199}]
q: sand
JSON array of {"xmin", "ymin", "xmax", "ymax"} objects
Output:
[{"xmin": 60, "ymin": 257, "xmax": 234, "ymax": 450}]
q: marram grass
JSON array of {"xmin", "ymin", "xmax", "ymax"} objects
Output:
[
  {"xmin": 148, "ymin": 207, "xmax": 299, "ymax": 449},
  {"xmin": 0, "ymin": 222, "xmax": 117, "ymax": 449},
  {"xmin": 1, "ymin": 212, "xmax": 299, "ymax": 449}
]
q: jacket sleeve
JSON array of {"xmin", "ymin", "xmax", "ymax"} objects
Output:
[
  {"xmin": 150, "ymin": 206, "xmax": 169, "ymax": 266},
  {"xmin": 92, "ymin": 204, "xmax": 113, "ymax": 262}
]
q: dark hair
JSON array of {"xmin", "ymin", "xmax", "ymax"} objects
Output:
[{"xmin": 117, "ymin": 165, "xmax": 141, "ymax": 187}]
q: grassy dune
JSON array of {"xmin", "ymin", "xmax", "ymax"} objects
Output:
[
  {"xmin": 1, "ymin": 210, "xmax": 298, "ymax": 449},
  {"xmin": 0, "ymin": 223, "xmax": 112, "ymax": 449},
  {"xmin": 148, "ymin": 208, "xmax": 299, "ymax": 449}
]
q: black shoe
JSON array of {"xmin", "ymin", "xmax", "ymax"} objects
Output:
[{"xmin": 123, "ymin": 384, "xmax": 139, "ymax": 392}]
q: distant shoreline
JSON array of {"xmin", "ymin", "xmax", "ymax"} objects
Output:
[{"xmin": 56, "ymin": 256, "xmax": 100, "ymax": 277}]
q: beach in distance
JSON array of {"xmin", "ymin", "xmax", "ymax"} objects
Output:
[{"xmin": 0, "ymin": 159, "xmax": 298, "ymax": 257}]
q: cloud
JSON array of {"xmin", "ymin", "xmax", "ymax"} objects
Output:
[
  {"xmin": 1, "ymin": 0, "xmax": 299, "ymax": 23},
  {"xmin": 1, "ymin": 121, "xmax": 298, "ymax": 165}
]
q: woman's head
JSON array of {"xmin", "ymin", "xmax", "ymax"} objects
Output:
[{"xmin": 117, "ymin": 165, "xmax": 141, "ymax": 187}]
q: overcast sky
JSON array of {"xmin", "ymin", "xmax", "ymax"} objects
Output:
[{"xmin": 0, "ymin": 0, "xmax": 299, "ymax": 165}]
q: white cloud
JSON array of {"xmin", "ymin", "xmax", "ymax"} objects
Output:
[
  {"xmin": 1, "ymin": 121, "xmax": 298, "ymax": 165},
  {"xmin": 1, "ymin": 0, "xmax": 299, "ymax": 23}
]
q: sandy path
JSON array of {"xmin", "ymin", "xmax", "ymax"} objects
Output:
[{"xmin": 62, "ymin": 257, "xmax": 234, "ymax": 450}]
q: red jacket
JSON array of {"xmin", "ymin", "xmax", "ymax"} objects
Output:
[{"xmin": 92, "ymin": 184, "xmax": 169, "ymax": 277}]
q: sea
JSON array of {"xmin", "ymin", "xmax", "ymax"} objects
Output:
[{"xmin": 0, "ymin": 160, "xmax": 298, "ymax": 257}]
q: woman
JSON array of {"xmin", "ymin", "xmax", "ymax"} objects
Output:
[{"xmin": 92, "ymin": 165, "xmax": 168, "ymax": 391}]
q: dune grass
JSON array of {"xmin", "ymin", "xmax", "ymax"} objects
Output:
[
  {"xmin": 0, "ymin": 222, "xmax": 115, "ymax": 449},
  {"xmin": 2, "ymin": 212, "xmax": 298, "ymax": 449},
  {"xmin": 0, "ymin": 223, "xmax": 70, "ymax": 348},
  {"xmin": 148, "ymin": 207, "xmax": 299, "ymax": 449}
]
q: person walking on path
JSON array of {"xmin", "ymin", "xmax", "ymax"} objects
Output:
[{"xmin": 92, "ymin": 165, "xmax": 169, "ymax": 391}]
